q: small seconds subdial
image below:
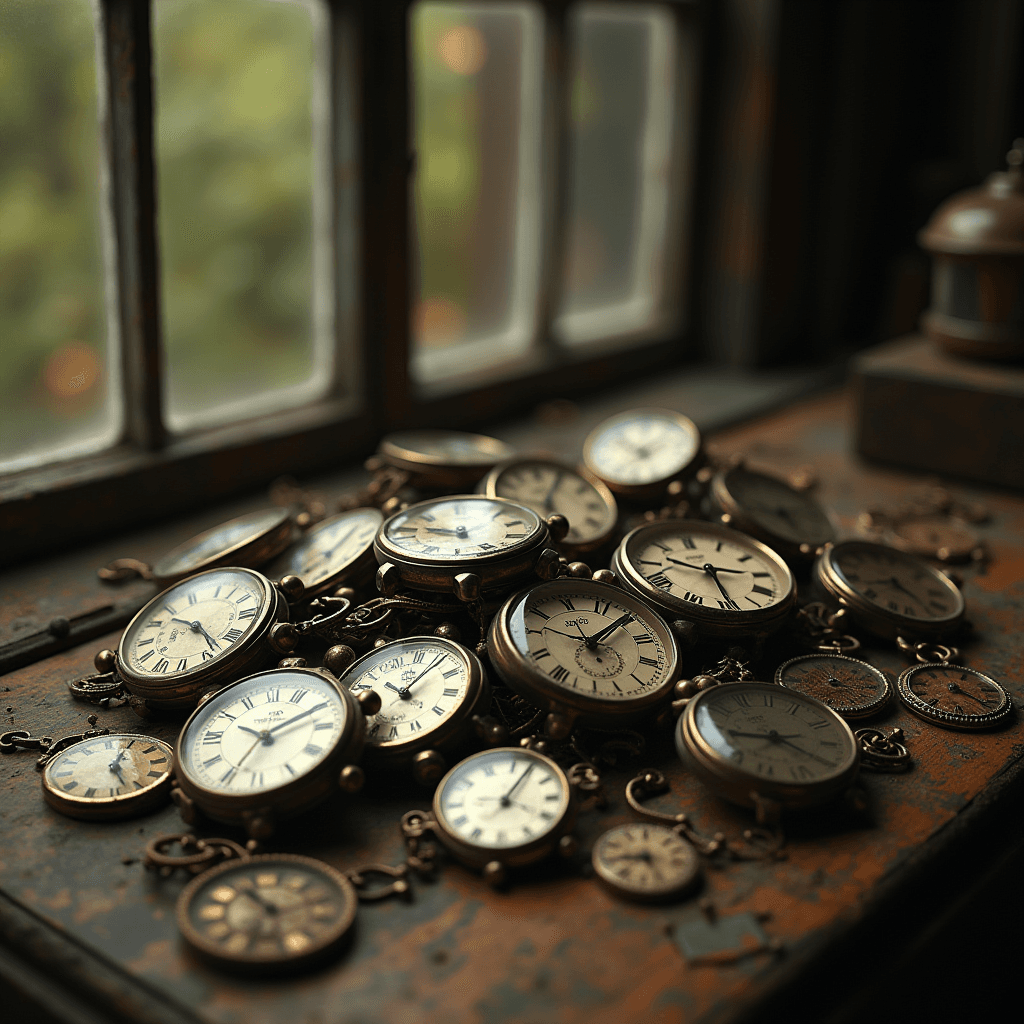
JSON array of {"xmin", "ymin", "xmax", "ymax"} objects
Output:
[
  {"xmin": 775, "ymin": 653, "xmax": 891, "ymax": 719},
  {"xmin": 180, "ymin": 670, "xmax": 347, "ymax": 795},
  {"xmin": 123, "ymin": 568, "xmax": 265, "ymax": 677},
  {"xmin": 345, "ymin": 639, "xmax": 470, "ymax": 746},
  {"xmin": 381, "ymin": 496, "xmax": 542, "ymax": 560}
]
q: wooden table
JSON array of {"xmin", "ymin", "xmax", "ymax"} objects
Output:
[{"xmin": 2, "ymin": 387, "xmax": 1021, "ymax": 1024}]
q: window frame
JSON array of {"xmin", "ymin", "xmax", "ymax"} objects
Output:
[{"xmin": 0, "ymin": 0, "xmax": 707, "ymax": 568}]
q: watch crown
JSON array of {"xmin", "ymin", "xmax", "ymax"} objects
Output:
[
  {"xmin": 355, "ymin": 688, "xmax": 382, "ymax": 716},
  {"xmin": 546, "ymin": 513, "xmax": 569, "ymax": 543},
  {"xmin": 411, "ymin": 750, "xmax": 447, "ymax": 787},
  {"xmin": 377, "ymin": 562, "xmax": 401, "ymax": 596},
  {"xmin": 338, "ymin": 764, "xmax": 365, "ymax": 794},
  {"xmin": 454, "ymin": 572, "xmax": 482, "ymax": 602}
]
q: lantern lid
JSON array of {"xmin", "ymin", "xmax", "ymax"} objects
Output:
[{"xmin": 919, "ymin": 140, "xmax": 1024, "ymax": 256}]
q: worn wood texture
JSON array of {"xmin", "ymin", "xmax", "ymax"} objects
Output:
[{"xmin": 1, "ymin": 389, "xmax": 1022, "ymax": 1024}]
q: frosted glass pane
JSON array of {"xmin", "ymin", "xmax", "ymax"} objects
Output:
[
  {"xmin": 155, "ymin": 0, "xmax": 330, "ymax": 431},
  {"xmin": 0, "ymin": 0, "xmax": 117, "ymax": 473},
  {"xmin": 556, "ymin": 4, "xmax": 678, "ymax": 345},
  {"xmin": 411, "ymin": 2, "xmax": 543, "ymax": 385}
]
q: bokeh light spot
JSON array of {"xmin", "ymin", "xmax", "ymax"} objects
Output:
[
  {"xmin": 415, "ymin": 297, "xmax": 467, "ymax": 348},
  {"xmin": 437, "ymin": 25, "xmax": 487, "ymax": 76},
  {"xmin": 43, "ymin": 342, "xmax": 100, "ymax": 400}
]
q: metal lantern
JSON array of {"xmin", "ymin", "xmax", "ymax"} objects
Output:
[{"xmin": 919, "ymin": 139, "xmax": 1024, "ymax": 361}]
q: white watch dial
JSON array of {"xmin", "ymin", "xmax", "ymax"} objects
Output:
[
  {"xmin": 382, "ymin": 497, "xmax": 542, "ymax": 561},
  {"xmin": 123, "ymin": 569, "xmax": 268, "ymax": 677},
  {"xmin": 274, "ymin": 508, "xmax": 382, "ymax": 590},
  {"xmin": 586, "ymin": 411, "xmax": 699, "ymax": 486},
  {"xmin": 629, "ymin": 528, "xmax": 787, "ymax": 612},
  {"xmin": 180, "ymin": 671, "xmax": 347, "ymax": 796},
  {"xmin": 345, "ymin": 639, "xmax": 470, "ymax": 747},
  {"xmin": 491, "ymin": 462, "xmax": 615, "ymax": 545},
  {"xmin": 518, "ymin": 589, "xmax": 671, "ymax": 699},
  {"xmin": 44, "ymin": 734, "xmax": 172, "ymax": 802},
  {"xmin": 436, "ymin": 749, "xmax": 568, "ymax": 850}
]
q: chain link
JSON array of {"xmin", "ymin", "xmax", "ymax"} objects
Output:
[
  {"xmin": 0, "ymin": 715, "xmax": 109, "ymax": 769},
  {"xmin": 856, "ymin": 727, "xmax": 912, "ymax": 772}
]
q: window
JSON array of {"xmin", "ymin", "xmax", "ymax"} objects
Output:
[{"xmin": 0, "ymin": 0, "xmax": 701, "ymax": 566}]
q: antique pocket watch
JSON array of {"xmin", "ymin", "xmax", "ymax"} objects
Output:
[
  {"xmin": 591, "ymin": 822, "xmax": 702, "ymax": 903},
  {"xmin": 582, "ymin": 408, "xmax": 703, "ymax": 499},
  {"xmin": 477, "ymin": 458, "xmax": 618, "ymax": 555},
  {"xmin": 611, "ymin": 520, "xmax": 796, "ymax": 639},
  {"xmin": 675, "ymin": 682, "xmax": 860, "ymax": 815},
  {"xmin": 896, "ymin": 661, "xmax": 1012, "ymax": 730},
  {"xmin": 488, "ymin": 578, "xmax": 679, "ymax": 735},
  {"xmin": 267, "ymin": 507, "xmax": 383, "ymax": 599},
  {"xmin": 99, "ymin": 508, "xmax": 294, "ymax": 585},
  {"xmin": 339, "ymin": 635, "xmax": 490, "ymax": 785},
  {"xmin": 374, "ymin": 495, "xmax": 567, "ymax": 600},
  {"xmin": 41, "ymin": 733, "xmax": 174, "ymax": 820},
  {"xmin": 813, "ymin": 540, "xmax": 965, "ymax": 640},
  {"xmin": 376, "ymin": 429, "xmax": 514, "ymax": 489},
  {"xmin": 81, "ymin": 566, "xmax": 294, "ymax": 712},
  {"xmin": 172, "ymin": 665, "xmax": 379, "ymax": 838},
  {"xmin": 775, "ymin": 653, "xmax": 891, "ymax": 720},
  {"xmin": 707, "ymin": 464, "xmax": 836, "ymax": 563}
]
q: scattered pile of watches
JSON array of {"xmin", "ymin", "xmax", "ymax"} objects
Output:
[{"xmin": 27, "ymin": 408, "xmax": 1013, "ymax": 973}]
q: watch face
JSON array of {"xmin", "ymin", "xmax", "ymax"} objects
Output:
[
  {"xmin": 825, "ymin": 541, "xmax": 964, "ymax": 626},
  {"xmin": 684, "ymin": 683, "xmax": 858, "ymax": 787},
  {"xmin": 42, "ymin": 734, "xmax": 173, "ymax": 818},
  {"xmin": 486, "ymin": 460, "xmax": 616, "ymax": 548},
  {"xmin": 615, "ymin": 521, "xmax": 794, "ymax": 631},
  {"xmin": 503, "ymin": 581, "xmax": 675, "ymax": 705},
  {"xmin": 379, "ymin": 496, "xmax": 544, "ymax": 564},
  {"xmin": 270, "ymin": 508, "xmax": 382, "ymax": 593},
  {"xmin": 717, "ymin": 467, "xmax": 835, "ymax": 548},
  {"xmin": 775, "ymin": 654, "xmax": 890, "ymax": 719},
  {"xmin": 178, "ymin": 669, "xmax": 348, "ymax": 797},
  {"xmin": 583, "ymin": 409, "xmax": 700, "ymax": 488},
  {"xmin": 120, "ymin": 568, "xmax": 273, "ymax": 680},
  {"xmin": 434, "ymin": 748, "xmax": 570, "ymax": 852},
  {"xmin": 178, "ymin": 853, "xmax": 358, "ymax": 972},
  {"xmin": 592, "ymin": 823, "xmax": 701, "ymax": 902},
  {"xmin": 897, "ymin": 664, "xmax": 1012, "ymax": 730},
  {"xmin": 342, "ymin": 637, "xmax": 475, "ymax": 749},
  {"xmin": 380, "ymin": 429, "xmax": 513, "ymax": 467}
]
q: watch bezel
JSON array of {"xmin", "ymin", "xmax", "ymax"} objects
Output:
[
  {"xmin": 377, "ymin": 429, "xmax": 513, "ymax": 487},
  {"xmin": 774, "ymin": 653, "xmax": 892, "ymax": 720},
  {"xmin": 814, "ymin": 540, "xmax": 965, "ymax": 640},
  {"xmin": 896, "ymin": 663, "xmax": 1012, "ymax": 730},
  {"xmin": 488, "ymin": 578, "xmax": 680, "ymax": 727},
  {"xmin": 611, "ymin": 519, "xmax": 797, "ymax": 638},
  {"xmin": 173, "ymin": 666, "xmax": 366, "ymax": 828},
  {"xmin": 591, "ymin": 823, "xmax": 702, "ymax": 903},
  {"xmin": 431, "ymin": 747, "xmax": 576, "ymax": 869}
]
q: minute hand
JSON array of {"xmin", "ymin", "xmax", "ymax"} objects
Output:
[{"xmin": 582, "ymin": 614, "xmax": 633, "ymax": 648}]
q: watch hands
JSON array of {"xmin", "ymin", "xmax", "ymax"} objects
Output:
[
  {"xmin": 384, "ymin": 681, "xmax": 407, "ymax": 699},
  {"xmin": 858, "ymin": 576, "xmax": 920, "ymax": 602},
  {"xmin": 266, "ymin": 702, "xmax": 331, "ymax": 736},
  {"xmin": 235, "ymin": 724, "xmax": 268, "ymax": 740},
  {"xmin": 542, "ymin": 471, "xmax": 563, "ymax": 512},
  {"xmin": 499, "ymin": 763, "xmax": 534, "ymax": 807},
  {"xmin": 240, "ymin": 888, "xmax": 279, "ymax": 915},
  {"xmin": 581, "ymin": 613, "xmax": 634, "ymax": 649},
  {"xmin": 396, "ymin": 653, "xmax": 447, "ymax": 698},
  {"xmin": 663, "ymin": 557, "xmax": 746, "ymax": 574},
  {"xmin": 703, "ymin": 564, "xmax": 736, "ymax": 605},
  {"xmin": 232, "ymin": 734, "xmax": 264, "ymax": 774},
  {"xmin": 170, "ymin": 617, "xmax": 222, "ymax": 650},
  {"xmin": 944, "ymin": 682, "xmax": 990, "ymax": 707},
  {"xmin": 728, "ymin": 730, "xmax": 802, "ymax": 741},
  {"xmin": 424, "ymin": 526, "xmax": 470, "ymax": 538},
  {"xmin": 543, "ymin": 625, "xmax": 594, "ymax": 642}
]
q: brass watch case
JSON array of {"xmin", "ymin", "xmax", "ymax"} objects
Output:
[
  {"xmin": 591, "ymin": 823, "xmax": 702, "ymax": 903},
  {"xmin": 150, "ymin": 508, "xmax": 294, "ymax": 585},
  {"xmin": 431, "ymin": 748, "xmax": 576, "ymax": 870},
  {"xmin": 708, "ymin": 465, "xmax": 837, "ymax": 563},
  {"xmin": 676, "ymin": 683, "xmax": 860, "ymax": 812},
  {"xmin": 374, "ymin": 495, "xmax": 554, "ymax": 594},
  {"xmin": 117, "ymin": 568, "xmax": 288, "ymax": 711},
  {"xmin": 611, "ymin": 520, "xmax": 797, "ymax": 639},
  {"xmin": 173, "ymin": 666, "xmax": 367, "ymax": 831},
  {"xmin": 338, "ymin": 636, "xmax": 490, "ymax": 770},
  {"xmin": 896, "ymin": 663, "xmax": 1012, "ymax": 730},
  {"xmin": 813, "ymin": 540, "xmax": 965, "ymax": 641},
  {"xmin": 377, "ymin": 429, "xmax": 513, "ymax": 489},
  {"xmin": 488, "ymin": 578, "xmax": 680, "ymax": 728},
  {"xmin": 477, "ymin": 458, "xmax": 618, "ymax": 555}
]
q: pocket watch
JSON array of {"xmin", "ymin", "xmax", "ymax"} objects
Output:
[
  {"xmin": 488, "ymin": 578, "xmax": 679, "ymax": 734},
  {"xmin": 267, "ymin": 508, "xmax": 383, "ymax": 599},
  {"xmin": 582, "ymin": 408, "xmax": 703, "ymax": 499},
  {"xmin": 676, "ymin": 682, "xmax": 860, "ymax": 814},
  {"xmin": 813, "ymin": 540, "xmax": 965, "ymax": 640},
  {"xmin": 339, "ymin": 635, "xmax": 490, "ymax": 784},
  {"xmin": 707, "ymin": 464, "xmax": 836, "ymax": 562},
  {"xmin": 430, "ymin": 747, "xmax": 576, "ymax": 881},
  {"xmin": 376, "ymin": 429, "xmax": 514, "ymax": 489},
  {"xmin": 896, "ymin": 662, "xmax": 1012, "ymax": 730},
  {"xmin": 177, "ymin": 852, "xmax": 358, "ymax": 974},
  {"xmin": 41, "ymin": 733, "xmax": 174, "ymax": 820},
  {"xmin": 611, "ymin": 520, "xmax": 796, "ymax": 639},
  {"xmin": 774, "ymin": 653, "xmax": 891, "ymax": 720},
  {"xmin": 374, "ymin": 495, "xmax": 567, "ymax": 599},
  {"xmin": 99, "ymin": 508, "xmax": 294, "ymax": 585},
  {"xmin": 93, "ymin": 567, "xmax": 293, "ymax": 712},
  {"xmin": 172, "ymin": 665, "xmax": 379, "ymax": 838},
  {"xmin": 591, "ymin": 822, "xmax": 702, "ymax": 903},
  {"xmin": 477, "ymin": 458, "xmax": 618, "ymax": 555}
]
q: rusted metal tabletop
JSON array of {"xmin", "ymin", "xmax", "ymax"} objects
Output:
[{"xmin": 2, "ymin": 387, "xmax": 1022, "ymax": 1024}]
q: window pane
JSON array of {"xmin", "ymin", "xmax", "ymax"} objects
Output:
[
  {"xmin": 411, "ymin": 2, "xmax": 543, "ymax": 386},
  {"xmin": 0, "ymin": 0, "xmax": 117, "ymax": 473},
  {"xmin": 556, "ymin": 4, "xmax": 681, "ymax": 345},
  {"xmin": 155, "ymin": 0, "xmax": 330, "ymax": 432}
]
